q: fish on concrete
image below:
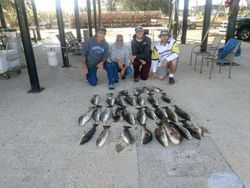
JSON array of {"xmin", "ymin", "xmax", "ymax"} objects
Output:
[
  {"xmin": 113, "ymin": 107, "xmax": 124, "ymax": 122},
  {"xmin": 106, "ymin": 93, "xmax": 115, "ymax": 107},
  {"xmin": 124, "ymin": 94, "xmax": 136, "ymax": 106},
  {"xmin": 154, "ymin": 106, "xmax": 168, "ymax": 121},
  {"xmin": 161, "ymin": 92, "xmax": 171, "ymax": 103},
  {"xmin": 91, "ymin": 94, "xmax": 99, "ymax": 106},
  {"xmin": 155, "ymin": 124, "xmax": 168, "ymax": 147},
  {"xmin": 143, "ymin": 86, "xmax": 152, "ymax": 94},
  {"xmin": 100, "ymin": 106, "xmax": 112, "ymax": 123},
  {"xmin": 133, "ymin": 87, "xmax": 143, "ymax": 96},
  {"xmin": 96, "ymin": 125, "xmax": 111, "ymax": 147},
  {"xmin": 145, "ymin": 106, "xmax": 157, "ymax": 120},
  {"xmin": 163, "ymin": 106, "xmax": 178, "ymax": 122},
  {"xmin": 151, "ymin": 86, "xmax": 162, "ymax": 93},
  {"xmin": 136, "ymin": 107, "xmax": 147, "ymax": 126},
  {"xmin": 136, "ymin": 95, "xmax": 145, "ymax": 106},
  {"xmin": 115, "ymin": 95, "xmax": 127, "ymax": 109},
  {"xmin": 171, "ymin": 122, "xmax": 192, "ymax": 140},
  {"xmin": 147, "ymin": 93, "xmax": 159, "ymax": 108},
  {"xmin": 160, "ymin": 121, "xmax": 182, "ymax": 145},
  {"xmin": 119, "ymin": 89, "xmax": 129, "ymax": 96},
  {"xmin": 141, "ymin": 124, "xmax": 153, "ymax": 144},
  {"xmin": 173, "ymin": 105, "xmax": 194, "ymax": 121},
  {"xmin": 92, "ymin": 105, "xmax": 102, "ymax": 122},
  {"xmin": 79, "ymin": 106, "xmax": 97, "ymax": 127},
  {"xmin": 79, "ymin": 123, "xmax": 99, "ymax": 145},
  {"xmin": 182, "ymin": 121, "xmax": 203, "ymax": 140},
  {"xmin": 121, "ymin": 126, "xmax": 135, "ymax": 144},
  {"xmin": 122, "ymin": 109, "xmax": 135, "ymax": 125}
]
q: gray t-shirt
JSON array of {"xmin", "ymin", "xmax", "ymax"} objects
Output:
[
  {"xmin": 110, "ymin": 43, "xmax": 131, "ymax": 66},
  {"xmin": 82, "ymin": 37, "xmax": 109, "ymax": 69}
]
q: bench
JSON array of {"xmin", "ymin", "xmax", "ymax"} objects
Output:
[{"xmin": 56, "ymin": 31, "xmax": 82, "ymax": 55}]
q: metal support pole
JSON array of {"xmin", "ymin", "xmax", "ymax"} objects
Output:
[
  {"xmin": 201, "ymin": 0, "xmax": 212, "ymax": 52},
  {"xmin": 93, "ymin": 0, "xmax": 97, "ymax": 32},
  {"xmin": 0, "ymin": 3, "xmax": 7, "ymax": 28},
  {"xmin": 168, "ymin": 0, "xmax": 173, "ymax": 32},
  {"xmin": 14, "ymin": 0, "xmax": 44, "ymax": 93},
  {"xmin": 74, "ymin": 0, "xmax": 81, "ymax": 42},
  {"xmin": 87, "ymin": 0, "xmax": 93, "ymax": 37},
  {"xmin": 226, "ymin": 0, "xmax": 240, "ymax": 42},
  {"xmin": 31, "ymin": 0, "xmax": 41, "ymax": 40},
  {"xmin": 173, "ymin": 0, "xmax": 179, "ymax": 39},
  {"xmin": 97, "ymin": 0, "xmax": 101, "ymax": 26},
  {"xmin": 181, "ymin": 0, "xmax": 189, "ymax": 44},
  {"xmin": 55, "ymin": 0, "xmax": 71, "ymax": 67}
]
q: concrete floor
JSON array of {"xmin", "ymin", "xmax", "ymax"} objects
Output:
[{"xmin": 0, "ymin": 39, "xmax": 249, "ymax": 188}]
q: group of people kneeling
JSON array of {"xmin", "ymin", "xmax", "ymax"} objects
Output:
[{"xmin": 82, "ymin": 25, "xmax": 179, "ymax": 90}]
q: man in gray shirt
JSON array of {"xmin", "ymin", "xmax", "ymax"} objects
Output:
[
  {"xmin": 82, "ymin": 27, "xmax": 117, "ymax": 90},
  {"xmin": 109, "ymin": 34, "xmax": 133, "ymax": 81}
]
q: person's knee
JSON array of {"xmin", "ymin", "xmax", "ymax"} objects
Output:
[{"xmin": 170, "ymin": 59, "xmax": 177, "ymax": 65}]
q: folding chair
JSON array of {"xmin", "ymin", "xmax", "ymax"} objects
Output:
[
  {"xmin": 210, "ymin": 39, "xmax": 241, "ymax": 79},
  {"xmin": 190, "ymin": 35, "xmax": 223, "ymax": 71}
]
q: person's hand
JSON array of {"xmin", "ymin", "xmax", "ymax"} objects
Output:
[
  {"xmin": 140, "ymin": 60, "xmax": 146, "ymax": 65},
  {"xmin": 96, "ymin": 62, "xmax": 104, "ymax": 71},
  {"xmin": 129, "ymin": 55, "xmax": 136, "ymax": 62},
  {"xmin": 117, "ymin": 60, "xmax": 123, "ymax": 69},
  {"xmin": 81, "ymin": 67, "xmax": 88, "ymax": 76},
  {"xmin": 120, "ymin": 68, "xmax": 125, "ymax": 76}
]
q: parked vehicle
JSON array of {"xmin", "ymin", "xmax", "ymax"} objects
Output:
[{"xmin": 219, "ymin": 13, "xmax": 250, "ymax": 41}]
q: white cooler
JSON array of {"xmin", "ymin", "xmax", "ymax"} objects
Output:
[
  {"xmin": 0, "ymin": 51, "xmax": 9, "ymax": 74},
  {"xmin": 0, "ymin": 50, "xmax": 20, "ymax": 72}
]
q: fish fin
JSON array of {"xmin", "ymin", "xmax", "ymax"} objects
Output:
[
  {"xmin": 103, "ymin": 125, "xmax": 111, "ymax": 129},
  {"xmin": 123, "ymin": 126, "xmax": 132, "ymax": 129}
]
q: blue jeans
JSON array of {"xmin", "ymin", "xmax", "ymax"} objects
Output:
[
  {"xmin": 86, "ymin": 62, "xmax": 132, "ymax": 86},
  {"xmin": 86, "ymin": 66, "xmax": 98, "ymax": 86},
  {"xmin": 113, "ymin": 62, "xmax": 132, "ymax": 79}
]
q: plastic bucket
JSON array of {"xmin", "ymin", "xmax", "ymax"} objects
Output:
[{"xmin": 47, "ymin": 47, "xmax": 59, "ymax": 66}]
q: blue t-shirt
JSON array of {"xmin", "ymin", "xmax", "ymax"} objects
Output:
[{"xmin": 82, "ymin": 37, "xmax": 109, "ymax": 69}]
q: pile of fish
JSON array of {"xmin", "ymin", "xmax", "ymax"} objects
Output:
[{"xmin": 78, "ymin": 86, "xmax": 207, "ymax": 148}]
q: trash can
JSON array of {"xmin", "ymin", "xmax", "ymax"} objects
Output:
[{"xmin": 47, "ymin": 47, "xmax": 59, "ymax": 66}]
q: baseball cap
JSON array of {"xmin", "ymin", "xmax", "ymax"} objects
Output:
[
  {"xmin": 96, "ymin": 27, "xmax": 107, "ymax": 33},
  {"xmin": 159, "ymin": 29, "xmax": 170, "ymax": 37},
  {"xmin": 135, "ymin": 25, "xmax": 144, "ymax": 32}
]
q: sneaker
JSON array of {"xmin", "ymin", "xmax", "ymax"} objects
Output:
[
  {"xmin": 169, "ymin": 77, "xmax": 175, "ymax": 85},
  {"xmin": 121, "ymin": 76, "xmax": 126, "ymax": 80},
  {"xmin": 109, "ymin": 84, "xmax": 115, "ymax": 90},
  {"xmin": 134, "ymin": 77, "xmax": 140, "ymax": 83}
]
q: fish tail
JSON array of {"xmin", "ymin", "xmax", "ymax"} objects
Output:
[{"xmin": 93, "ymin": 123, "xmax": 99, "ymax": 128}]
